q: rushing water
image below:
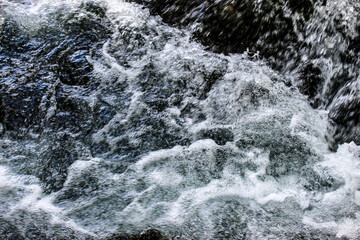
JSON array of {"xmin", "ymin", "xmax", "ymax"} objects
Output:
[{"xmin": 0, "ymin": 0, "xmax": 360, "ymax": 239}]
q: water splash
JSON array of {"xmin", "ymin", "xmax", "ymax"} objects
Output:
[{"xmin": 0, "ymin": 0, "xmax": 359, "ymax": 239}]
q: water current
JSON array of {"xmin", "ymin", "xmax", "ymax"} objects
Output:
[{"xmin": 0, "ymin": 0, "xmax": 359, "ymax": 239}]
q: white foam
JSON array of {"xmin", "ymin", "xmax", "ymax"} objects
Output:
[
  {"xmin": 322, "ymin": 142, "xmax": 360, "ymax": 192},
  {"xmin": 337, "ymin": 216, "xmax": 360, "ymax": 239},
  {"xmin": 301, "ymin": 142, "xmax": 360, "ymax": 239}
]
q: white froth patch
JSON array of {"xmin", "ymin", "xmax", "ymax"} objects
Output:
[
  {"xmin": 166, "ymin": 107, "xmax": 181, "ymax": 117},
  {"xmin": 148, "ymin": 169, "xmax": 184, "ymax": 187},
  {"xmin": 0, "ymin": 162, "xmax": 99, "ymax": 237},
  {"xmin": 135, "ymin": 145, "xmax": 183, "ymax": 170},
  {"xmin": 0, "ymin": 165, "xmax": 54, "ymax": 215},
  {"xmin": 337, "ymin": 216, "xmax": 360, "ymax": 239},
  {"xmin": 131, "ymin": 139, "xmax": 313, "ymax": 229},
  {"xmin": 0, "ymin": 166, "xmax": 25, "ymax": 196},
  {"xmin": 106, "ymin": 0, "xmax": 150, "ymax": 23},
  {"xmin": 303, "ymin": 216, "xmax": 338, "ymax": 231},
  {"xmin": 64, "ymin": 158, "xmax": 102, "ymax": 187},
  {"xmin": 303, "ymin": 142, "xmax": 360, "ymax": 239},
  {"xmin": 321, "ymin": 142, "xmax": 360, "ymax": 193},
  {"xmin": 2, "ymin": 0, "xmax": 81, "ymax": 32},
  {"xmin": 136, "ymin": 139, "xmax": 217, "ymax": 171},
  {"xmin": 254, "ymin": 176, "xmax": 307, "ymax": 206},
  {"xmin": 188, "ymin": 139, "xmax": 217, "ymax": 150}
]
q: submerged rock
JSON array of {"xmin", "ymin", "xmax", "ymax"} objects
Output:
[
  {"xmin": 328, "ymin": 80, "xmax": 360, "ymax": 146},
  {"xmin": 237, "ymin": 129, "xmax": 319, "ymax": 177},
  {"xmin": 298, "ymin": 63, "xmax": 324, "ymax": 107},
  {"xmin": 196, "ymin": 127, "xmax": 234, "ymax": 145},
  {"xmin": 301, "ymin": 165, "xmax": 345, "ymax": 192},
  {"xmin": 106, "ymin": 229, "xmax": 168, "ymax": 240},
  {"xmin": 235, "ymin": 111, "xmax": 322, "ymax": 178},
  {"xmin": 0, "ymin": 2, "xmax": 112, "ymax": 192}
]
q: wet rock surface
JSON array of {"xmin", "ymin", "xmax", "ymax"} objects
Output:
[{"xmin": 0, "ymin": 2, "xmax": 111, "ymax": 191}]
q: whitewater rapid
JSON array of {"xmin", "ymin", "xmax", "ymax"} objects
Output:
[{"xmin": 0, "ymin": 0, "xmax": 359, "ymax": 239}]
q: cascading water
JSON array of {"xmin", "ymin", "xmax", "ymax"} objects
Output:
[{"xmin": 0, "ymin": 0, "xmax": 359, "ymax": 239}]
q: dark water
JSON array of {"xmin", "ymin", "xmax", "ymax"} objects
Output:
[{"xmin": 0, "ymin": 0, "xmax": 359, "ymax": 239}]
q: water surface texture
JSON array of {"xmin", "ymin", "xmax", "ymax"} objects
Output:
[{"xmin": 0, "ymin": 0, "xmax": 360, "ymax": 239}]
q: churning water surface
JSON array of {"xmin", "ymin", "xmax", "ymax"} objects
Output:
[{"xmin": 0, "ymin": 0, "xmax": 360, "ymax": 239}]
